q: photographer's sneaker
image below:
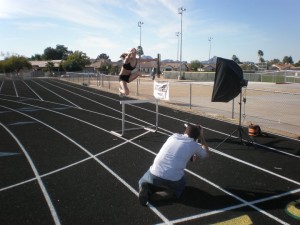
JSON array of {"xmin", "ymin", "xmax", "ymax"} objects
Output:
[
  {"xmin": 149, "ymin": 190, "xmax": 175, "ymax": 202},
  {"xmin": 139, "ymin": 183, "xmax": 150, "ymax": 206}
]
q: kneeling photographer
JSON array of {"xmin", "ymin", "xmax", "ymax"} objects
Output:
[{"xmin": 138, "ymin": 123, "xmax": 209, "ymax": 206}]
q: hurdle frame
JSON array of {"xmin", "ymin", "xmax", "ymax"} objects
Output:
[{"xmin": 111, "ymin": 99, "xmax": 159, "ymax": 137}]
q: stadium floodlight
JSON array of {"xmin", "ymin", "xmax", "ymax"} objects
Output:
[{"xmin": 178, "ymin": 7, "xmax": 186, "ymax": 79}]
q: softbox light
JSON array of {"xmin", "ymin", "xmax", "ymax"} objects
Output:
[{"xmin": 211, "ymin": 57, "xmax": 247, "ymax": 102}]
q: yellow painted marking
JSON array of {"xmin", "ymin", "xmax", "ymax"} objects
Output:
[
  {"xmin": 286, "ymin": 199, "xmax": 300, "ymax": 220},
  {"xmin": 211, "ymin": 215, "xmax": 252, "ymax": 225}
]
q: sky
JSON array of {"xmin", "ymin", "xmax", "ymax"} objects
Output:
[{"xmin": 0, "ymin": 0, "xmax": 299, "ymax": 63}]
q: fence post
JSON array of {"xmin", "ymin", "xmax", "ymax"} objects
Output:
[
  {"xmin": 189, "ymin": 82, "xmax": 192, "ymax": 109},
  {"xmin": 136, "ymin": 78, "xmax": 139, "ymax": 96},
  {"xmin": 108, "ymin": 75, "xmax": 110, "ymax": 89},
  {"xmin": 232, "ymin": 98, "xmax": 235, "ymax": 119}
]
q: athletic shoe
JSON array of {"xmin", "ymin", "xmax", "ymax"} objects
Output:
[
  {"xmin": 149, "ymin": 190, "xmax": 175, "ymax": 202},
  {"xmin": 119, "ymin": 87, "xmax": 124, "ymax": 97},
  {"xmin": 139, "ymin": 183, "xmax": 150, "ymax": 206}
]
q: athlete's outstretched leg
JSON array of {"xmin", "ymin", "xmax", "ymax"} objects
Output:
[
  {"xmin": 119, "ymin": 80, "xmax": 129, "ymax": 96},
  {"xmin": 129, "ymin": 71, "xmax": 142, "ymax": 82}
]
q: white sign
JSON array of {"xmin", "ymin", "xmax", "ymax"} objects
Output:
[{"xmin": 153, "ymin": 81, "xmax": 169, "ymax": 100}]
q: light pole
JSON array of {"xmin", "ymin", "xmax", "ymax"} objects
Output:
[
  {"xmin": 138, "ymin": 21, "xmax": 143, "ymax": 48},
  {"xmin": 208, "ymin": 36, "xmax": 213, "ymax": 63},
  {"xmin": 175, "ymin": 32, "xmax": 180, "ymax": 61},
  {"xmin": 178, "ymin": 7, "xmax": 186, "ymax": 79},
  {"xmin": 138, "ymin": 21, "xmax": 143, "ymax": 72}
]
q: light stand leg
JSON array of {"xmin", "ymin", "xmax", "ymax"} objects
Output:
[{"xmin": 215, "ymin": 89, "xmax": 254, "ymax": 150}]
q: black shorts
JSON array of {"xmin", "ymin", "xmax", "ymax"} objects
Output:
[{"xmin": 119, "ymin": 74, "xmax": 130, "ymax": 83}]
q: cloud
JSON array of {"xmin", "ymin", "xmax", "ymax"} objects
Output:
[
  {"xmin": 77, "ymin": 36, "xmax": 118, "ymax": 49},
  {"xmin": 14, "ymin": 22, "xmax": 58, "ymax": 30},
  {"xmin": 0, "ymin": 0, "xmax": 124, "ymax": 30},
  {"xmin": 1, "ymin": 0, "xmax": 298, "ymax": 62}
]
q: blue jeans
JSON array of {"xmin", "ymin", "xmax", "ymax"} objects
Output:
[{"xmin": 138, "ymin": 170, "xmax": 186, "ymax": 198}]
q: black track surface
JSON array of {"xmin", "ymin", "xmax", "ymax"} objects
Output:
[{"xmin": 0, "ymin": 78, "xmax": 299, "ymax": 225}]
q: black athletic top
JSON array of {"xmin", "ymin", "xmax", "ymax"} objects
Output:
[{"xmin": 123, "ymin": 60, "xmax": 137, "ymax": 70}]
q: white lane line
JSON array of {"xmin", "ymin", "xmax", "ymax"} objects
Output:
[
  {"xmin": 105, "ymin": 126, "xmax": 293, "ymax": 225},
  {"xmin": 13, "ymin": 79, "xmax": 300, "ymax": 146},
  {"xmin": 0, "ymin": 97, "xmax": 154, "ymax": 133},
  {"xmin": 0, "ymin": 105, "xmax": 171, "ymax": 224},
  {"xmin": 254, "ymin": 142, "xmax": 300, "ymax": 159},
  {"xmin": 1, "ymin": 121, "xmax": 297, "ymax": 225},
  {"xmin": 31, "ymin": 80, "xmax": 82, "ymax": 109},
  {"xmin": 1, "ymin": 98, "xmax": 299, "ymax": 192},
  {"xmin": 37, "ymin": 80, "xmax": 159, "ymax": 128},
  {"xmin": 209, "ymin": 148, "xmax": 300, "ymax": 186},
  {"xmin": 50, "ymin": 79, "xmax": 117, "ymax": 102},
  {"xmin": 0, "ymin": 122, "xmax": 61, "ymax": 225},
  {"xmin": 123, "ymin": 100, "xmax": 300, "ymax": 159},
  {"xmin": 12, "ymin": 80, "xmax": 18, "ymax": 97},
  {"xmin": 156, "ymin": 187, "xmax": 300, "ymax": 225},
  {"xmin": 0, "ymin": 96, "xmax": 298, "ymax": 224},
  {"xmin": 22, "ymin": 80, "xmax": 43, "ymax": 101},
  {"xmin": 0, "ymin": 129, "xmax": 154, "ymax": 191},
  {"xmin": 0, "ymin": 102, "xmax": 294, "ymax": 224},
  {"xmin": 51, "ymin": 79, "xmax": 300, "ymax": 153},
  {"xmin": 40, "ymin": 79, "xmax": 119, "ymax": 112},
  {"xmin": 0, "ymin": 80, "xmax": 4, "ymax": 91},
  {"xmin": 2, "ymin": 97, "xmax": 299, "ymax": 185},
  {"xmin": 0, "ymin": 177, "xmax": 36, "ymax": 192},
  {"xmin": 125, "ymin": 133, "xmax": 293, "ymax": 225},
  {"xmin": 141, "ymin": 109, "xmax": 300, "ymax": 159}
]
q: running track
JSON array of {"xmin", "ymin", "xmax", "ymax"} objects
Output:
[{"xmin": 0, "ymin": 78, "xmax": 299, "ymax": 225}]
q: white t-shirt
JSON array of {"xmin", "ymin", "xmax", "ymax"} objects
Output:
[{"xmin": 150, "ymin": 133, "xmax": 208, "ymax": 181}]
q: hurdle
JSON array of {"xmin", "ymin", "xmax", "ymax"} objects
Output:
[{"xmin": 111, "ymin": 99, "xmax": 159, "ymax": 137}]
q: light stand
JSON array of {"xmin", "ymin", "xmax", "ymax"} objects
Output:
[{"xmin": 215, "ymin": 87, "xmax": 254, "ymax": 150}]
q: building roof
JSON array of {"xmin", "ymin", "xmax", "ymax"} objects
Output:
[
  {"xmin": 272, "ymin": 63, "xmax": 299, "ymax": 70},
  {"xmin": 30, "ymin": 60, "xmax": 62, "ymax": 67}
]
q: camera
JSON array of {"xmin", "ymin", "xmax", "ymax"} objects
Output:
[{"xmin": 241, "ymin": 79, "xmax": 248, "ymax": 87}]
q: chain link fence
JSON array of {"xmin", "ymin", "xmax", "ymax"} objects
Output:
[{"xmin": 61, "ymin": 72, "xmax": 300, "ymax": 139}]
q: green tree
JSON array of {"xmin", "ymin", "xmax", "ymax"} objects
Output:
[
  {"xmin": 0, "ymin": 61, "xmax": 4, "ymax": 73},
  {"xmin": 282, "ymin": 56, "xmax": 294, "ymax": 64},
  {"xmin": 0, "ymin": 55, "xmax": 32, "ymax": 74},
  {"xmin": 258, "ymin": 50, "xmax": 264, "ymax": 63},
  {"xmin": 99, "ymin": 63, "xmax": 111, "ymax": 74},
  {"xmin": 96, "ymin": 53, "xmax": 109, "ymax": 60},
  {"xmin": 269, "ymin": 58, "xmax": 281, "ymax": 64},
  {"xmin": 189, "ymin": 60, "xmax": 203, "ymax": 71},
  {"xmin": 62, "ymin": 51, "xmax": 90, "ymax": 71},
  {"xmin": 62, "ymin": 60, "xmax": 82, "ymax": 71},
  {"xmin": 56, "ymin": 44, "xmax": 71, "ymax": 60},
  {"xmin": 232, "ymin": 55, "xmax": 240, "ymax": 64},
  {"xmin": 240, "ymin": 63, "xmax": 257, "ymax": 71},
  {"xmin": 42, "ymin": 44, "xmax": 71, "ymax": 60},
  {"xmin": 43, "ymin": 47, "xmax": 61, "ymax": 60},
  {"xmin": 30, "ymin": 54, "xmax": 43, "ymax": 60},
  {"xmin": 294, "ymin": 60, "xmax": 300, "ymax": 67}
]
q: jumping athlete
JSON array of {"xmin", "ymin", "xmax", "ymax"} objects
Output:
[{"xmin": 119, "ymin": 48, "xmax": 142, "ymax": 97}]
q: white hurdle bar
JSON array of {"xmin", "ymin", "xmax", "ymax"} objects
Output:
[{"xmin": 111, "ymin": 99, "xmax": 159, "ymax": 137}]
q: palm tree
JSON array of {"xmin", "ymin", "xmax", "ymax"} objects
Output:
[
  {"xmin": 136, "ymin": 46, "xmax": 144, "ymax": 57},
  {"xmin": 136, "ymin": 45, "xmax": 144, "ymax": 72},
  {"xmin": 45, "ymin": 61, "xmax": 55, "ymax": 76},
  {"xmin": 257, "ymin": 50, "xmax": 264, "ymax": 63}
]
